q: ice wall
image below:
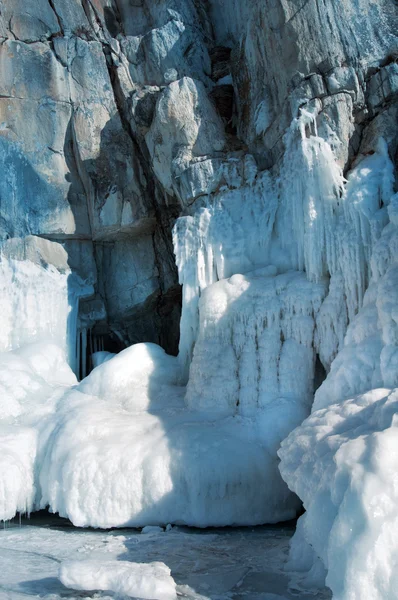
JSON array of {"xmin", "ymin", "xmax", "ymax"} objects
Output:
[{"xmin": 186, "ymin": 271, "xmax": 327, "ymax": 416}]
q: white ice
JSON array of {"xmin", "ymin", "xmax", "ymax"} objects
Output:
[
  {"xmin": 0, "ymin": 87, "xmax": 397, "ymax": 600},
  {"xmin": 279, "ymin": 387, "xmax": 398, "ymax": 600},
  {"xmin": 59, "ymin": 560, "xmax": 177, "ymax": 600},
  {"xmin": 0, "ymin": 342, "xmax": 76, "ymax": 521},
  {"xmin": 38, "ymin": 341, "xmax": 300, "ymax": 527},
  {"xmin": 279, "ymin": 190, "xmax": 398, "ymax": 599}
]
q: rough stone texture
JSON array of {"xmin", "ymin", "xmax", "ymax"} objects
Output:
[{"xmin": 0, "ymin": 0, "xmax": 397, "ymax": 373}]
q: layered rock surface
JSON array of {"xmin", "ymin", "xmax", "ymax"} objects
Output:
[{"xmin": 1, "ymin": 0, "xmax": 397, "ymax": 376}]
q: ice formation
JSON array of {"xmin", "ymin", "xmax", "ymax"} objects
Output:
[
  {"xmin": 279, "ymin": 388, "xmax": 398, "ymax": 600},
  {"xmin": 0, "ymin": 342, "xmax": 76, "ymax": 520},
  {"xmin": 38, "ymin": 343, "xmax": 299, "ymax": 527},
  {"xmin": 59, "ymin": 560, "xmax": 177, "ymax": 600},
  {"xmin": 279, "ymin": 192, "xmax": 398, "ymax": 598},
  {"xmin": 0, "ymin": 105, "xmax": 396, "ymax": 539}
]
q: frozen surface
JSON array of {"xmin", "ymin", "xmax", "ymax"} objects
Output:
[
  {"xmin": 0, "ymin": 513, "xmax": 331, "ymax": 600},
  {"xmin": 60, "ymin": 560, "xmax": 177, "ymax": 600}
]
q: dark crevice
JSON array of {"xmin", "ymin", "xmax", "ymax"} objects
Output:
[{"xmin": 47, "ymin": 0, "xmax": 64, "ymax": 36}]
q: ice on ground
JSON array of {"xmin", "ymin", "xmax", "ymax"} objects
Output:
[
  {"xmin": 141, "ymin": 525, "xmax": 164, "ymax": 534},
  {"xmin": 0, "ymin": 515, "xmax": 331, "ymax": 599},
  {"xmin": 59, "ymin": 560, "xmax": 177, "ymax": 600}
]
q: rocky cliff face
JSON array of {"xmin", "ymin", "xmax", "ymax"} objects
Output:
[{"xmin": 0, "ymin": 0, "xmax": 397, "ymax": 377}]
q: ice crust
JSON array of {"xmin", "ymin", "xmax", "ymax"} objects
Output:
[{"xmin": 59, "ymin": 560, "xmax": 177, "ymax": 600}]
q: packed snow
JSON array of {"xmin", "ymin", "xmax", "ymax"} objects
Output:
[{"xmin": 59, "ymin": 560, "xmax": 177, "ymax": 600}]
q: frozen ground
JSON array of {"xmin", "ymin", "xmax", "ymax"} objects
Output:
[{"xmin": 0, "ymin": 512, "xmax": 330, "ymax": 600}]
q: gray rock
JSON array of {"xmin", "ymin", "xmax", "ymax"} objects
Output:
[
  {"xmin": 367, "ymin": 63, "xmax": 398, "ymax": 112},
  {"xmin": 0, "ymin": 0, "xmax": 397, "ymax": 371},
  {"xmin": 146, "ymin": 77, "xmax": 226, "ymax": 195}
]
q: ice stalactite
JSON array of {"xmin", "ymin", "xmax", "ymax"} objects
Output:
[
  {"xmin": 185, "ymin": 271, "xmax": 327, "ymax": 417},
  {"xmin": 277, "ymin": 105, "xmax": 395, "ymax": 371},
  {"xmin": 173, "ymin": 171, "xmax": 278, "ymax": 378},
  {"xmin": 0, "ymin": 236, "xmax": 94, "ymax": 377},
  {"xmin": 276, "ymin": 103, "xmax": 344, "ymax": 282},
  {"xmin": 0, "ymin": 245, "xmax": 71, "ymax": 356}
]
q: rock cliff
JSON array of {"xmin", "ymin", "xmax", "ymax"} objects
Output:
[{"xmin": 0, "ymin": 0, "xmax": 397, "ymax": 381}]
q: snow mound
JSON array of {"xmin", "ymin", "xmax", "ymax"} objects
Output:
[
  {"xmin": 59, "ymin": 560, "xmax": 177, "ymax": 600},
  {"xmin": 279, "ymin": 387, "xmax": 398, "ymax": 600}
]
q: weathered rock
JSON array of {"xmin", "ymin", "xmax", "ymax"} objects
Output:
[
  {"xmin": 146, "ymin": 77, "xmax": 226, "ymax": 196},
  {"xmin": 367, "ymin": 62, "xmax": 398, "ymax": 112},
  {"xmin": 0, "ymin": 0, "xmax": 397, "ymax": 376}
]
